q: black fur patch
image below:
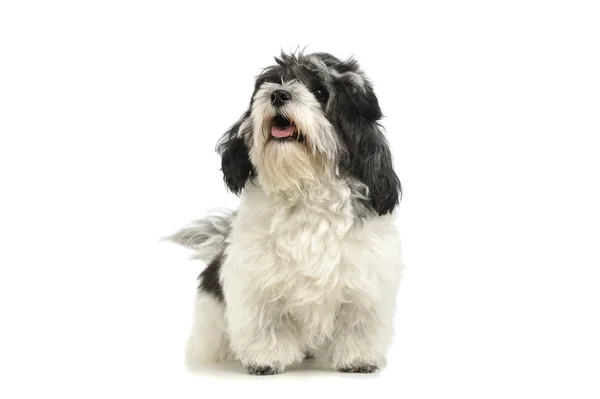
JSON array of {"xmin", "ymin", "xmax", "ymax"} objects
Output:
[
  {"xmin": 198, "ymin": 252, "xmax": 224, "ymax": 302},
  {"xmin": 325, "ymin": 57, "xmax": 401, "ymax": 215},
  {"xmin": 247, "ymin": 365, "xmax": 279, "ymax": 375},
  {"xmin": 216, "ymin": 111, "xmax": 254, "ymax": 195},
  {"xmin": 339, "ymin": 364, "xmax": 379, "ymax": 373}
]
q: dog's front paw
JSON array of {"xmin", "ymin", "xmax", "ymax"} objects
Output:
[
  {"xmin": 247, "ymin": 365, "xmax": 280, "ymax": 375},
  {"xmin": 339, "ymin": 364, "xmax": 379, "ymax": 373}
]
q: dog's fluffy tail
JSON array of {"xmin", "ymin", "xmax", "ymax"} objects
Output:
[{"xmin": 165, "ymin": 208, "xmax": 235, "ymax": 263}]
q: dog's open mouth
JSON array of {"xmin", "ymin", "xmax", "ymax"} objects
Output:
[{"xmin": 270, "ymin": 114, "xmax": 305, "ymax": 143}]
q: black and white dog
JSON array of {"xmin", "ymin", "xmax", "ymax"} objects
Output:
[{"xmin": 169, "ymin": 51, "xmax": 403, "ymax": 375}]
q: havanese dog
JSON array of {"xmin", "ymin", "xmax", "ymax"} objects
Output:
[{"xmin": 168, "ymin": 51, "xmax": 403, "ymax": 375}]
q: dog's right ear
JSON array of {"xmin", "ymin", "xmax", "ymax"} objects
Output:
[{"xmin": 216, "ymin": 110, "xmax": 254, "ymax": 195}]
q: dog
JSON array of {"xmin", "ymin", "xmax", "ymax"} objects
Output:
[{"xmin": 169, "ymin": 51, "xmax": 403, "ymax": 375}]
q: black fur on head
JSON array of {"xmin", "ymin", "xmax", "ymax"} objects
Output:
[
  {"xmin": 215, "ymin": 51, "xmax": 401, "ymax": 215},
  {"xmin": 314, "ymin": 53, "xmax": 401, "ymax": 215}
]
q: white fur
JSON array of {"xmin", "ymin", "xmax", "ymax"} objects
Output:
[
  {"xmin": 165, "ymin": 208, "xmax": 233, "ymax": 262},
  {"xmin": 187, "ymin": 180, "xmax": 403, "ymax": 372},
  {"xmin": 186, "ymin": 292, "xmax": 231, "ymax": 365}
]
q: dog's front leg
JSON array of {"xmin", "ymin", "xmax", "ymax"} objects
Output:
[
  {"xmin": 226, "ymin": 303, "xmax": 304, "ymax": 375},
  {"xmin": 324, "ymin": 302, "xmax": 395, "ymax": 373}
]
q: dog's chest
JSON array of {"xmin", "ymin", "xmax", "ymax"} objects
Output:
[
  {"xmin": 235, "ymin": 185, "xmax": 359, "ymax": 306},
  {"xmin": 264, "ymin": 201, "xmax": 355, "ymax": 303}
]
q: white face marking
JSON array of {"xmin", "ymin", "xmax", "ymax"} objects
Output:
[
  {"xmin": 250, "ymin": 81, "xmax": 340, "ymax": 158},
  {"xmin": 245, "ymin": 81, "xmax": 341, "ymax": 192}
]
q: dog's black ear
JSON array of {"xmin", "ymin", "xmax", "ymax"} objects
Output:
[
  {"xmin": 332, "ymin": 63, "xmax": 401, "ymax": 215},
  {"xmin": 216, "ymin": 111, "xmax": 254, "ymax": 194}
]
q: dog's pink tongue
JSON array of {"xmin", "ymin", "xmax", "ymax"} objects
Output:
[{"xmin": 271, "ymin": 125, "xmax": 294, "ymax": 138}]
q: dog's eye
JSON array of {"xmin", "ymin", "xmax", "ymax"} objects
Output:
[{"xmin": 313, "ymin": 86, "xmax": 328, "ymax": 101}]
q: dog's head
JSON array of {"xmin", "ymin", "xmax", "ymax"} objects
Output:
[{"xmin": 217, "ymin": 51, "xmax": 401, "ymax": 215}]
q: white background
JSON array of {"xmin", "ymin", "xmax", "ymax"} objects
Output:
[{"xmin": 1, "ymin": 0, "xmax": 599, "ymax": 398}]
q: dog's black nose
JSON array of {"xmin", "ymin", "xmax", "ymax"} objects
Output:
[{"xmin": 270, "ymin": 90, "xmax": 291, "ymax": 107}]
